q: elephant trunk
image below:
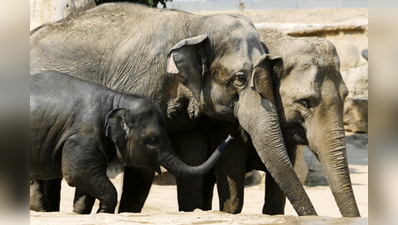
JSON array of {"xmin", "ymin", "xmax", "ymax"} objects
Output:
[
  {"xmin": 159, "ymin": 135, "xmax": 233, "ymax": 179},
  {"xmin": 236, "ymin": 90, "xmax": 317, "ymax": 216},
  {"xmin": 314, "ymin": 128, "xmax": 361, "ymax": 217}
]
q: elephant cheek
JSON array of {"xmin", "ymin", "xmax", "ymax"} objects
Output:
[{"xmin": 206, "ymin": 82, "xmax": 236, "ymax": 117}]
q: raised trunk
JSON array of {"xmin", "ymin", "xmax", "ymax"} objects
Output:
[
  {"xmin": 315, "ymin": 131, "xmax": 361, "ymax": 217},
  {"xmin": 159, "ymin": 135, "xmax": 233, "ymax": 179},
  {"xmin": 237, "ymin": 89, "xmax": 317, "ymax": 216}
]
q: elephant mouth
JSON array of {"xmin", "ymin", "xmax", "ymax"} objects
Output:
[{"xmin": 214, "ymin": 95, "xmax": 239, "ymax": 118}]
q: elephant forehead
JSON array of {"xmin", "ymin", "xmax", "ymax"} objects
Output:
[
  {"xmin": 211, "ymin": 59, "xmax": 251, "ymax": 80},
  {"xmin": 210, "ymin": 37, "xmax": 261, "ymax": 76}
]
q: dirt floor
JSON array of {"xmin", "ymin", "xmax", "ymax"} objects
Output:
[{"xmin": 30, "ymin": 8, "xmax": 368, "ymax": 224}]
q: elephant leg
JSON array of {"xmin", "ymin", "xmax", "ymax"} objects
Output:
[
  {"xmin": 73, "ymin": 189, "xmax": 96, "ymax": 214},
  {"xmin": 30, "ymin": 179, "xmax": 46, "ymax": 212},
  {"xmin": 262, "ymin": 171, "xmax": 286, "ymax": 215},
  {"xmin": 202, "ymin": 172, "xmax": 216, "ymax": 210},
  {"xmin": 118, "ymin": 166, "xmax": 155, "ymax": 213},
  {"xmin": 215, "ymin": 136, "xmax": 247, "ymax": 214},
  {"xmin": 67, "ymin": 172, "xmax": 117, "ymax": 214},
  {"xmin": 62, "ymin": 145, "xmax": 117, "ymax": 214},
  {"xmin": 263, "ymin": 144, "xmax": 297, "ymax": 215},
  {"xmin": 172, "ymin": 130, "xmax": 209, "ymax": 211},
  {"xmin": 65, "ymin": 172, "xmax": 117, "ymax": 214},
  {"xmin": 44, "ymin": 178, "xmax": 62, "ymax": 211},
  {"xmin": 30, "ymin": 179, "xmax": 61, "ymax": 212},
  {"xmin": 176, "ymin": 176, "xmax": 204, "ymax": 211}
]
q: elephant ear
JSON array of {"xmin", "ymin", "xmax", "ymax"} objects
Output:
[
  {"xmin": 166, "ymin": 34, "xmax": 208, "ymax": 102},
  {"xmin": 250, "ymin": 54, "xmax": 282, "ymax": 104},
  {"xmin": 104, "ymin": 108, "xmax": 130, "ymax": 160}
]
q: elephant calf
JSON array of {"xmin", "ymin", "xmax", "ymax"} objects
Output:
[{"xmin": 30, "ymin": 72, "xmax": 232, "ymax": 213}]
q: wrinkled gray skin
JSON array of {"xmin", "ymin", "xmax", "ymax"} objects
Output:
[
  {"xmin": 195, "ymin": 27, "xmax": 360, "ymax": 217},
  {"xmin": 30, "ymin": 72, "xmax": 230, "ymax": 213},
  {"xmin": 258, "ymin": 27, "xmax": 360, "ymax": 217},
  {"xmin": 30, "ymin": 3, "xmax": 316, "ymax": 215}
]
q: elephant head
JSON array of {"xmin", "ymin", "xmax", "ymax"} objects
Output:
[
  {"xmin": 259, "ymin": 27, "xmax": 360, "ymax": 217},
  {"xmin": 166, "ymin": 15, "xmax": 316, "ymax": 216},
  {"xmin": 104, "ymin": 98, "xmax": 232, "ymax": 178}
]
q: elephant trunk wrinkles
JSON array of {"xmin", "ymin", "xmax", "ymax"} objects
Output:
[
  {"xmin": 159, "ymin": 135, "xmax": 233, "ymax": 179},
  {"xmin": 237, "ymin": 90, "xmax": 317, "ymax": 216},
  {"xmin": 316, "ymin": 131, "xmax": 361, "ymax": 217}
]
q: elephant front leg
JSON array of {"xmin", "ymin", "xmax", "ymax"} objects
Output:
[
  {"xmin": 65, "ymin": 170, "xmax": 117, "ymax": 213},
  {"xmin": 176, "ymin": 176, "xmax": 205, "ymax": 211},
  {"xmin": 118, "ymin": 166, "xmax": 155, "ymax": 213},
  {"xmin": 62, "ymin": 144, "xmax": 118, "ymax": 214},
  {"xmin": 73, "ymin": 189, "xmax": 96, "ymax": 214},
  {"xmin": 171, "ymin": 129, "xmax": 210, "ymax": 211},
  {"xmin": 215, "ymin": 137, "xmax": 247, "ymax": 214},
  {"xmin": 263, "ymin": 171, "xmax": 286, "ymax": 215}
]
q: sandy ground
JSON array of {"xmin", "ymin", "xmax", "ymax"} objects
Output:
[
  {"xmin": 30, "ymin": 132, "xmax": 368, "ymax": 224},
  {"xmin": 30, "ymin": 8, "xmax": 368, "ymax": 224}
]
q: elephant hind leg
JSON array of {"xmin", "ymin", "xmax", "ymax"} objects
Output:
[{"xmin": 30, "ymin": 178, "xmax": 61, "ymax": 212}]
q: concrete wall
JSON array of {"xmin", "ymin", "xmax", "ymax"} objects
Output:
[
  {"xmin": 166, "ymin": 0, "xmax": 368, "ymax": 12},
  {"xmin": 30, "ymin": 0, "xmax": 96, "ymax": 31}
]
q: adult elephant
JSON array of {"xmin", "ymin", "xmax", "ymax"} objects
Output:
[
  {"xmin": 196, "ymin": 27, "xmax": 361, "ymax": 217},
  {"xmin": 30, "ymin": 3, "xmax": 316, "ymax": 216}
]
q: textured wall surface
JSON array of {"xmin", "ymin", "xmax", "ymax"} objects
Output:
[{"xmin": 30, "ymin": 0, "xmax": 96, "ymax": 31}]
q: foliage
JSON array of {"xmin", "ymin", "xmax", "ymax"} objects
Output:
[
  {"xmin": 238, "ymin": 0, "xmax": 244, "ymax": 11},
  {"xmin": 94, "ymin": 0, "xmax": 172, "ymax": 8}
]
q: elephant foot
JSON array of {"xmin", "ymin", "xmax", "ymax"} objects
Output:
[
  {"xmin": 262, "ymin": 205, "xmax": 285, "ymax": 215},
  {"xmin": 96, "ymin": 202, "xmax": 116, "ymax": 214},
  {"xmin": 73, "ymin": 189, "xmax": 95, "ymax": 214}
]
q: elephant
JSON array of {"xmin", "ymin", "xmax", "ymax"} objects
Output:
[
  {"xmin": 30, "ymin": 71, "xmax": 232, "ymax": 213},
  {"xmin": 188, "ymin": 27, "xmax": 360, "ymax": 217},
  {"xmin": 30, "ymin": 3, "xmax": 316, "ymax": 216}
]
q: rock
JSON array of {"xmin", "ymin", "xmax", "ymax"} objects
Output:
[
  {"xmin": 334, "ymin": 40, "xmax": 360, "ymax": 70},
  {"xmin": 30, "ymin": 0, "xmax": 96, "ymax": 31},
  {"xmin": 106, "ymin": 160, "xmax": 124, "ymax": 179},
  {"xmin": 294, "ymin": 145, "xmax": 309, "ymax": 184},
  {"xmin": 244, "ymin": 170, "xmax": 265, "ymax": 186},
  {"xmin": 344, "ymin": 96, "xmax": 368, "ymax": 133},
  {"xmin": 362, "ymin": 49, "xmax": 368, "ymax": 60},
  {"xmin": 254, "ymin": 19, "xmax": 368, "ymax": 36},
  {"xmin": 153, "ymin": 167, "xmax": 176, "ymax": 185},
  {"xmin": 341, "ymin": 64, "xmax": 368, "ymax": 97},
  {"xmin": 341, "ymin": 64, "xmax": 368, "ymax": 133}
]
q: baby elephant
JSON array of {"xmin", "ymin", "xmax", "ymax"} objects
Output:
[{"xmin": 30, "ymin": 72, "xmax": 232, "ymax": 213}]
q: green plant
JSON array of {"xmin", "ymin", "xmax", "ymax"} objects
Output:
[
  {"xmin": 94, "ymin": 0, "xmax": 172, "ymax": 8},
  {"xmin": 238, "ymin": 0, "xmax": 245, "ymax": 12}
]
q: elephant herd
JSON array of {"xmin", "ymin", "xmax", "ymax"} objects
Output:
[{"xmin": 30, "ymin": 3, "xmax": 361, "ymax": 218}]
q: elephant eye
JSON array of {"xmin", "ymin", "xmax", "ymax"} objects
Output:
[
  {"xmin": 297, "ymin": 99, "xmax": 311, "ymax": 109},
  {"xmin": 300, "ymin": 100, "xmax": 309, "ymax": 109},
  {"xmin": 232, "ymin": 72, "xmax": 246, "ymax": 87},
  {"xmin": 146, "ymin": 137, "xmax": 159, "ymax": 147}
]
